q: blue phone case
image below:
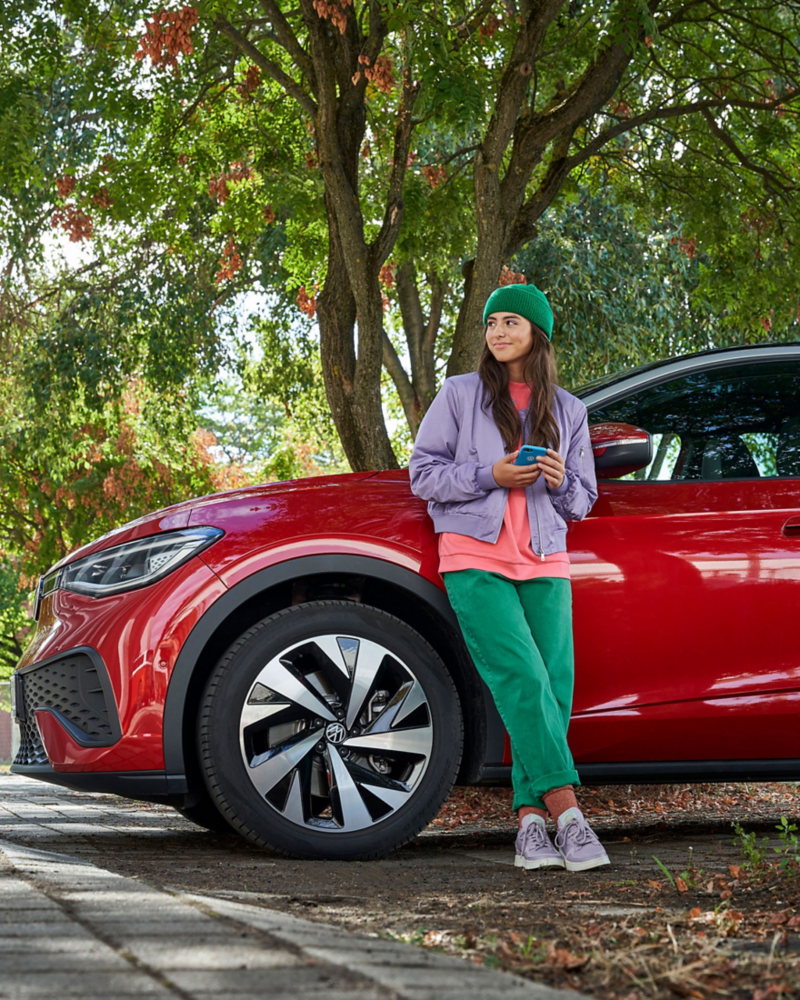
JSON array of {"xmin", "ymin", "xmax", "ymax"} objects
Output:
[{"xmin": 514, "ymin": 445, "xmax": 547, "ymax": 466}]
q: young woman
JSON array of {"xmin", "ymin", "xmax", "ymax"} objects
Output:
[{"xmin": 409, "ymin": 282, "xmax": 609, "ymax": 872}]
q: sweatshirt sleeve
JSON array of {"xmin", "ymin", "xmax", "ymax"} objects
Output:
[
  {"xmin": 546, "ymin": 401, "xmax": 598, "ymax": 521},
  {"xmin": 409, "ymin": 380, "xmax": 499, "ymax": 503}
]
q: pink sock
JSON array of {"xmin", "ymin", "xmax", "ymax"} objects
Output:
[
  {"xmin": 543, "ymin": 785, "xmax": 579, "ymax": 824},
  {"xmin": 517, "ymin": 805, "xmax": 548, "ymax": 828}
]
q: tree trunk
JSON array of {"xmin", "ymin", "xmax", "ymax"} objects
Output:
[{"xmin": 317, "ymin": 200, "xmax": 399, "ymax": 471}]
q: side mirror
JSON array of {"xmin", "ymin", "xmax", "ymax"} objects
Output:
[{"xmin": 589, "ymin": 422, "xmax": 653, "ymax": 479}]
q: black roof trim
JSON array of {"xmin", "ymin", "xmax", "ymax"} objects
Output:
[{"xmin": 573, "ymin": 341, "xmax": 800, "ymax": 399}]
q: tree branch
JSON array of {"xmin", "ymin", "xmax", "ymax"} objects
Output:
[
  {"xmin": 481, "ymin": 0, "xmax": 567, "ymax": 167},
  {"xmin": 381, "ymin": 327, "xmax": 418, "ymax": 435},
  {"xmin": 215, "ymin": 17, "xmax": 317, "ymax": 116},
  {"xmin": 505, "ymin": 129, "xmax": 574, "ymax": 258},
  {"xmin": 369, "ymin": 70, "xmax": 420, "ymax": 267},
  {"xmin": 700, "ymin": 107, "xmax": 793, "ymax": 198},
  {"xmin": 256, "ymin": 0, "xmax": 317, "ymax": 89},
  {"xmin": 440, "ymin": 143, "xmax": 480, "ymax": 166},
  {"xmin": 565, "ymin": 94, "xmax": 798, "ymax": 172},
  {"xmin": 424, "ymin": 274, "xmax": 446, "ymax": 361}
]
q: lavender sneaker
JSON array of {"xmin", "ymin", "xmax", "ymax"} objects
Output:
[
  {"xmin": 555, "ymin": 807, "xmax": 610, "ymax": 871},
  {"xmin": 514, "ymin": 815, "xmax": 565, "ymax": 870}
]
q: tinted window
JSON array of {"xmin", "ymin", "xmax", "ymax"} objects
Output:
[{"xmin": 589, "ymin": 361, "xmax": 800, "ymax": 481}]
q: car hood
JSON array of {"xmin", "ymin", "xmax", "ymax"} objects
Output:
[{"xmin": 49, "ymin": 472, "xmax": 378, "ymax": 571}]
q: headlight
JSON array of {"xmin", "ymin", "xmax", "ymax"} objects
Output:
[{"xmin": 35, "ymin": 527, "xmax": 224, "ymax": 613}]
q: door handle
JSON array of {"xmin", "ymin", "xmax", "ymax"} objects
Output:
[{"xmin": 782, "ymin": 516, "xmax": 800, "ymax": 537}]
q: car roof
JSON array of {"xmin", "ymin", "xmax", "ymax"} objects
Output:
[{"xmin": 574, "ymin": 340, "xmax": 800, "ymax": 406}]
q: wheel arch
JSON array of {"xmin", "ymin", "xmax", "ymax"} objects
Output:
[{"xmin": 165, "ymin": 554, "xmax": 491, "ymax": 797}]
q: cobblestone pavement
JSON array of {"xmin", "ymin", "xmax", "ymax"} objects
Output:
[{"xmin": 0, "ymin": 774, "xmax": 577, "ymax": 1000}]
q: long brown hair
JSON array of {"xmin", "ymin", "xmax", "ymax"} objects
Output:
[{"xmin": 477, "ymin": 322, "xmax": 560, "ymax": 454}]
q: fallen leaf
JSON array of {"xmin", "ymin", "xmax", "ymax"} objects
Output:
[
  {"xmin": 545, "ymin": 941, "xmax": 588, "ymax": 970},
  {"xmin": 666, "ymin": 986, "xmax": 705, "ymax": 999},
  {"xmin": 754, "ymin": 986, "xmax": 792, "ymax": 1000}
]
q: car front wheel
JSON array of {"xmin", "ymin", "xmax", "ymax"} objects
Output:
[{"xmin": 198, "ymin": 601, "xmax": 463, "ymax": 860}]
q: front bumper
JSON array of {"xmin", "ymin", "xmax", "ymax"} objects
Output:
[
  {"xmin": 13, "ymin": 647, "xmax": 121, "ymax": 768},
  {"xmin": 12, "ymin": 557, "xmax": 227, "ymax": 776},
  {"xmin": 12, "ymin": 762, "xmax": 188, "ymax": 802},
  {"xmin": 10, "ymin": 649, "xmax": 188, "ymax": 802}
]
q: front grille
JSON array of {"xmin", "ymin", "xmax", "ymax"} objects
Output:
[
  {"xmin": 16, "ymin": 707, "xmax": 48, "ymax": 767},
  {"xmin": 13, "ymin": 651, "xmax": 120, "ymax": 767}
]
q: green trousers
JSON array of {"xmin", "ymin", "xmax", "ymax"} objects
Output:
[{"xmin": 443, "ymin": 570, "xmax": 580, "ymax": 811}]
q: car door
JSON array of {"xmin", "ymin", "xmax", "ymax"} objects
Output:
[{"xmin": 568, "ymin": 354, "xmax": 800, "ymax": 766}]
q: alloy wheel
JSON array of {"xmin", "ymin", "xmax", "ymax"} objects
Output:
[{"xmin": 238, "ymin": 633, "xmax": 434, "ymax": 834}]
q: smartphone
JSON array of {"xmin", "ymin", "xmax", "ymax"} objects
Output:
[{"xmin": 514, "ymin": 445, "xmax": 548, "ymax": 466}]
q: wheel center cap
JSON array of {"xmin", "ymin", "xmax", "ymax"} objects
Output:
[{"xmin": 325, "ymin": 722, "xmax": 346, "ymax": 745}]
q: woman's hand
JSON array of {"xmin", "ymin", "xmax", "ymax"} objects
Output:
[
  {"xmin": 493, "ymin": 450, "xmax": 566, "ymax": 490},
  {"xmin": 536, "ymin": 448, "xmax": 566, "ymax": 490},
  {"xmin": 492, "ymin": 453, "xmax": 542, "ymax": 488}
]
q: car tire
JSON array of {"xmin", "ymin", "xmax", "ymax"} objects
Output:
[{"xmin": 198, "ymin": 601, "xmax": 463, "ymax": 860}]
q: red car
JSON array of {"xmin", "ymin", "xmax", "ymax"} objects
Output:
[{"xmin": 11, "ymin": 343, "xmax": 800, "ymax": 858}]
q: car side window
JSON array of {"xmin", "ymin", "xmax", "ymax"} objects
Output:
[{"xmin": 588, "ymin": 360, "xmax": 800, "ymax": 481}]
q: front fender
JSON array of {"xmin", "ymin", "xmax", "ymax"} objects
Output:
[{"xmin": 162, "ymin": 553, "xmax": 497, "ymax": 782}]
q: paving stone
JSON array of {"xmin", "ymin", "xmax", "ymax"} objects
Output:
[
  {"xmin": 0, "ymin": 911, "xmax": 68, "ymax": 924},
  {"xmin": 98, "ymin": 920, "xmax": 229, "ymax": 935},
  {"xmin": 0, "ymin": 891, "xmax": 60, "ymax": 910},
  {"xmin": 0, "ymin": 950, "xmax": 130, "ymax": 973},
  {"xmin": 352, "ymin": 964, "xmax": 531, "ymax": 988},
  {"xmin": 124, "ymin": 939, "xmax": 303, "ymax": 971},
  {"xmin": 0, "ymin": 926, "xmax": 90, "ymax": 947},
  {"xmin": 303, "ymin": 944, "xmax": 493, "ymax": 969},
  {"xmin": 166, "ymin": 966, "xmax": 359, "ymax": 993},
  {"xmin": 0, "ymin": 973, "xmax": 172, "ymax": 997},
  {"xmin": 190, "ymin": 993, "xmax": 390, "ymax": 1000}
]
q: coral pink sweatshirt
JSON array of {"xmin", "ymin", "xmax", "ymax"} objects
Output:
[{"xmin": 438, "ymin": 381, "xmax": 571, "ymax": 581}]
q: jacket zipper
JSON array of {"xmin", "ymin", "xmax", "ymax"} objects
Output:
[{"xmin": 532, "ymin": 487, "xmax": 545, "ymax": 561}]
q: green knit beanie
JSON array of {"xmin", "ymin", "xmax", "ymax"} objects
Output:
[{"xmin": 482, "ymin": 283, "xmax": 553, "ymax": 339}]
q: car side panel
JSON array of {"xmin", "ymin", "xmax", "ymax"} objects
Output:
[
  {"xmin": 568, "ymin": 690, "xmax": 800, "ymax": 761},
  {"xmin": 568, "ymin": 478, "xmax": 800, "ymax": 759}
]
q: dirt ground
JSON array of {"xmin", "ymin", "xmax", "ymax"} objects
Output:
[{"xmin": 31, "ymin": 779, "xmax": 799, "ymax": 1000}]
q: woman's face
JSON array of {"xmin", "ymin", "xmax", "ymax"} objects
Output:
[{"xmin": 485, "ymin": 312, "xmax": 534, "ymax": 366}]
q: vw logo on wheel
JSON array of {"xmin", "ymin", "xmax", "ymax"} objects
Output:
[{"xmin": 325, "ymin": 722, "xmax": 347, "ymax": 745}]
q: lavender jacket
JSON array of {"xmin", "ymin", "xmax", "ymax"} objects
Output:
[{"xmin": 409, "ymin": 372, "xmax": 598, "ymax": 556}]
